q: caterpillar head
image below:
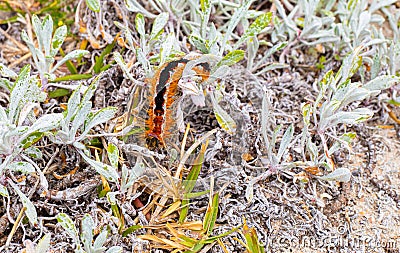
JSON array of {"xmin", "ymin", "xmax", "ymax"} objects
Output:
[{"xmin": 146, "ymin": 134, "xmax": 164, "ymax": 151}]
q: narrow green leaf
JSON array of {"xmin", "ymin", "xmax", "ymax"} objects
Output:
[
  {"xmin": 94, "ymin": 36, "xmax": 118, "ymax": 73},
  {"xmin": 21, "ymin": 132, "xmax": 45, "ymax": 149},
  {"xmin": 86, "ymin": 0, "xmax": 100, "ymax": 12},
  {"xmin": 185, "ymin": 190, "xmax": 209, "ymax": 199},
  {"xmin": 179, "ymin": 198, "xmax": 190, "ymax": 224},
  {"xmin": 182, "ymin": 143, "xmax": 206, "ymax": 193},
  {"xmin": 53, "ymin": 74, "xmax": 92, "ymax": 82},
  {"xmin": 203, "ymin": 193, "xmax": 219, "ymax": 236},
  {"xmin": 202, "ymin": 225, "xmax": 241, "ymax": 243},
  {"xmin": 216, "ymin": 50, "xmax": 245, "ymax": 68},
  {"xmin": 107, "ymin": 192, "xmax": 121, "ymax": 219},
  {"xmin": 48, "ymin": 88, "xmax": 71, "ymax": 98},
  {"xmin": 189, "ymin": 35, "xmax": 209, "ymax": 54},
  {"xmin": 122, "ymin": 225, "xmax": 142, "ymax": 237}
]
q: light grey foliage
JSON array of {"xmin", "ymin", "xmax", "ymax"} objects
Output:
[
  {"xmin": 48, "ymin": 74, "xmax": 119, "ymax": 182},
  {"xmin": 248, "ymin": 45, "xmax": 398, "ymax": 199},
  {"xmin": 21, "ymin": 14, "xmax": 89, "ymax": 87},
  {"xmin": 56, "ymin": 213, "xmax": 84, "ymax": 253},
  {"xmin": 81, "ymin": 214, "xmax": 123, "ymax": 253},
  {"xmin": 57, "ymin": 213, "xmax": 122, "ymax": 253},
  {"xmin": 106, "ymin": 142, "xmax": 145, "ymax": 192},
  {"xmin": 50, "ymin": 74, "xmax": 117, "ymax": 145},
  {"xmin": 114, "ymin": 12, "xmax": 172, "ymax": 76},
  {"xmin": 86, "ymin": 0, "xmax": 101, "ymax": 12},
  {"xmin": 0, "ymin": 65, "xmax": 62, "ymax": 175},
  {"xmin": 0, "ymin": 63, "xmax": 17, "ymax": 90},
  {"xmin": 316, "ymin": 47, "xmax": 400, "ymax": 133},
  {"xmin": 24, "ymin": 234, "xmax": 51, "ymax": 253},
  {"xmin": 300, "ymin": 46, "xmax": 399, "ymax": 177},
  {"xmin": 77, "ymin": 149, "xmax": 120, "ymax": 183},
  {"xmin": 8, "ymin": 179, "xmax": 38, "ymax": 227},
  {"xmin": 246, "ymin": 93, "xmax": 295, "ymax": 202},
  {"xmin": 0, "ymin": 184, "xmax": 8, "ymax": 197},
  {"xmin": 120, "ymin": 162, "xmax": 145, "ymax": 193},
  {"xmin": 318, "ymin": 167, "xmax": 352, "ymax": 182},
  {"xmin": 272, "ymin": 0, "xmax": 395, "ymax": 65}
]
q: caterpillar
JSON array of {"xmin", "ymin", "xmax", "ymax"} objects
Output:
[{"xmin": 145, "ymin": 56, "xmax": 211, "ymax": 150}]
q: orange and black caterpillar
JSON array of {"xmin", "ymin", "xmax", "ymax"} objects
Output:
[{"xmin": 145, "ymin": 56, "xmax": 211, "ymax": 150}]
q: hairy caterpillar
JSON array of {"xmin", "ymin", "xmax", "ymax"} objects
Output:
[{"xmin": 145, "ymin": 56, "xmax": 211, "ymax": 150}]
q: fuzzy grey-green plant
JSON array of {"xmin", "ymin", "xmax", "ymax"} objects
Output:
[
  {"xmin": 21, "ymin": 14, "xmax": 89, "ymax": 88},
  {"xmin": 0, "ymin": 65, "xmax": 64, "ymax": 229},
  {"xmin": 57, "ymin": 213, "xmax": 123, "ymax": 253},
  {"xmin": 0, "ymin": 65, "xmax": 62, "ymax": 173},
  {"xmin": 48, "ymin": 74, "xmax": 119, "ymax": 183},
  {"xmin": 271, "ymin": 0, "xmax": 396, "ymax": 63},
  {"xmin": 299, "ymin": 46, "xmax": 400, "ymax": 179},
  {"xmin": 23, "ymin": 234, "xmax": 51, "ymax": 253}
]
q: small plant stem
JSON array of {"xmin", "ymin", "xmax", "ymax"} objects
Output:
[
  {"xmin": 319, "ymin": 132, "xmax": 335, "ymax": 170},
  {"xmin": 8, "ymin": 53, "xmax": 32, "ymax": 68},
  {"xmin": 388, "ymin": 110, "xmax": 400, "ymax": 124},
  {"xmin": 180, "ymin": 123, "xmax": 191, "ymax": 162},
  {"xmin": 176, "ymin": 129, "xmax": 217, "ymax": 178},
  {"xmin": 5, "ymin": 207, "xmax": 27, "ymax": 246}
]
